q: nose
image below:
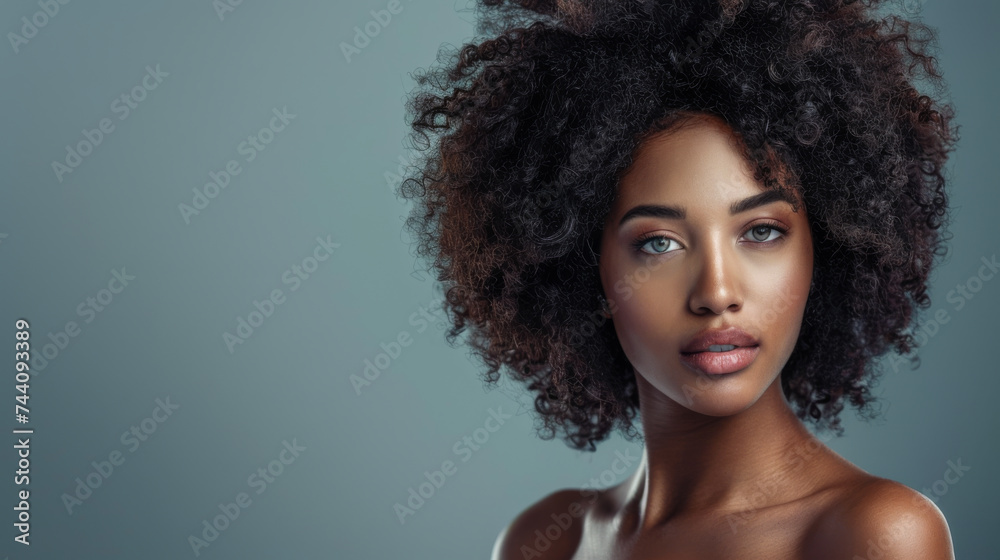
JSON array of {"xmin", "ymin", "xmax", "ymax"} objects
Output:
[{"xmin": 687, "ymin": 237, "xmax": 744, "ymax": 315}]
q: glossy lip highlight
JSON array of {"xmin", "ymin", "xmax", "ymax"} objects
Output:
[
  {"xmin": 679, "ymin": 326, "xmax": 761, "ymax": 375},
  {"xmin": 679, "ymin": 346, "xmax": 760, "ymax": 375}
]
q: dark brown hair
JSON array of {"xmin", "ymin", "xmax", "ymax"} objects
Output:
[{"xmin": 398, "ymin": 0, "xmax": 959, "ymax": 451}]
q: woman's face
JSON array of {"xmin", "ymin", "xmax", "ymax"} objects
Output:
[{"xmin": 599, "ymin": 115, "xmax": 814, "ymax": 417}]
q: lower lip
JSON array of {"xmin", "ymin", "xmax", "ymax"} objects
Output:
[{"xmin": 680, "ymin": 346, "xmax": 760, "ymax": 375}]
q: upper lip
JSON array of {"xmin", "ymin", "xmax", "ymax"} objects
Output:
[{"xmin": 681, "ymin": 326, "xmax": 759, "ymax": 353}]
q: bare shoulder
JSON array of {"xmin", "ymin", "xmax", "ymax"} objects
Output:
[
  {"xmin": 491, "ymin": 487, "xmax": 597, "ymax": 560},
  {"xmin": 802, "ymin": 476, "xmax": 955, "ymax": 560}
]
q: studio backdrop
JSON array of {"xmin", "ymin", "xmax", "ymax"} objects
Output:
[{"xmin": 0, "ymin": 0, "xmax": 996, "ymax": 558}]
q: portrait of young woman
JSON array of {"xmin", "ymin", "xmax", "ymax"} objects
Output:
[{"xmin": 397, "ymin": 0, "xmax": 960, "ymax": 557}]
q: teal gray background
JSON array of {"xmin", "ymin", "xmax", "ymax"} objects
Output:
[{"xmin": 0, "ymin": 0, "xmax": 995, "ymax": 558}]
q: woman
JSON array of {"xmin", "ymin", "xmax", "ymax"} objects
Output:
[{"xmin": 398, "ymin": 0, "xmax": 959, "ymax": 557}]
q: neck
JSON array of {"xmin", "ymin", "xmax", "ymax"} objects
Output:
[{"xmin": 618, "ymin": 373, "xmax": 823, "ymax": 533}]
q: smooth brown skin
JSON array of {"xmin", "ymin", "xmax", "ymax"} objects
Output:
[{"xmin": 492, "ymin": 114, "xmax": 954, "ymax": 559}]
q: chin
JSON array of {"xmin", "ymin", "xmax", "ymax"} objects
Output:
[
  {"xmin": 647, "ymin": 363, "xmax": 779, "ymax": 416},
  {"xmin": 678, "ymin": 392, "xmax": 762, "ymax": 417}
]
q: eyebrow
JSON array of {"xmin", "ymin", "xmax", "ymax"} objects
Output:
[{"xmin": 617, "ymin": 189, "xmax": 797, "ymax": 228}]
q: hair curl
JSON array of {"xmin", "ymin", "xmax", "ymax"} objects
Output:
[{"xmin": 398, "ymin": 0, "xmax": 959, "ymax": 451}]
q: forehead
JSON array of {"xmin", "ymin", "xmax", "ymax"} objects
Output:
[{"xmin": 616, "ymin": 115, "xmax": 761, "ymax": 205}]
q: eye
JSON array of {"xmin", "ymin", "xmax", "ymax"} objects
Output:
[
  {"xmin": 631, "ymin": 233, "xmax": 680, "ymax": 256},
  {"xmin": 741, "ymin": 221, "xmax": 788, "ymax": 244}
]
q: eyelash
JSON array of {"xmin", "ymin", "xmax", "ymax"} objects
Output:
[{"xmin": 630, "ymin": 220, "xmax": 789, "ymax": 256}]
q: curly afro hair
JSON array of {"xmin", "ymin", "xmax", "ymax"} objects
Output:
[{"xmin": 398, "ymin": 0, "xmax": 959, "ymax": 451}]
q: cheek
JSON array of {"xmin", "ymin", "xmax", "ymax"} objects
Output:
[
  {"xmin": 608, "ymin": 271, "xmax": 685, "ymax": 372},
  {"xmin": 610, "ymin": 306, "xmax": 663, "ymax": 384},
  {"xmin": 754, "ymin": 255, "xmax": 812, "ymax": 347}
]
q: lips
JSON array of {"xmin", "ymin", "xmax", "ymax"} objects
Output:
[
  {"xmin": 680, "ymin": 346, "xmax": 760, "ymax": 375},
  {"xmin": 680, "ymin": 326, "xmax": 759, "ymax": 354},
  {"xmin": 679, "ymin": 326, "xmax": 760, "ymax": 375}
]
